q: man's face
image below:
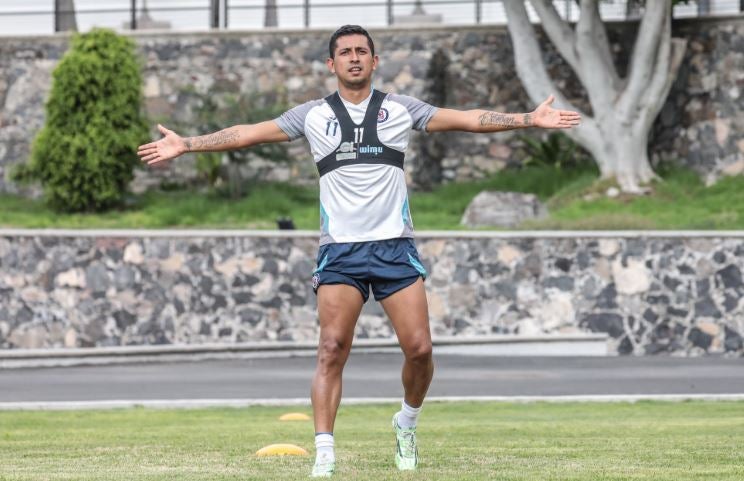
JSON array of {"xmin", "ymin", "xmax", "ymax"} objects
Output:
[{"xmin": 326, "ymin": 34, "xmax": 378, "ymax": 89}]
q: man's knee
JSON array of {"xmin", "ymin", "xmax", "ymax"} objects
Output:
[
  {"xmin": 317, "ymin": 338, "xmax": 350, "ymax": 369},
  {"xmin": 404, "ymin": 339, "xmax": 433, "ymax": 364}
]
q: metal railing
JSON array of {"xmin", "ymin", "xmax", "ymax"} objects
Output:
[{"xmin": 0, "ymin": 0, "xmax": 742, "ymax": 36}]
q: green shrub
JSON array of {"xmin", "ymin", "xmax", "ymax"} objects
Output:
[
  {"xmin": 195, "ymin": 152, "xmax": 223, "ymax": 189},
  {"xmin": 13, "ymin": 28, "xmax": 148, "ymax": 212},
  {"xmin": 520, "ymin": 132, "xmax": 591, "ymax": 171}
]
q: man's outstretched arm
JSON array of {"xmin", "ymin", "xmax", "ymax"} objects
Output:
[
  {"xmin": 137, "ymin": 120, "xmax": 289, "ymax": 166},
  {"xmin": 426, "ymin": 95, "xmax": 581, "ymax": 133}
]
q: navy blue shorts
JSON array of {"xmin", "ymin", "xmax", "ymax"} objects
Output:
[{"xmin": 311, "ymin": 238, "xmax": 428, "ymax": 303}]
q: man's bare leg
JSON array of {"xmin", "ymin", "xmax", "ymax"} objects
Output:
[
  {"xmin": 311, "ymin": 284, "xmax": 364, "ymax": 433},
  {"xmin": 310, "ymin": 284, "xmax": 364, "ymax": 476},
  {"xmin": 380, "ymin": 277, "xmax": 432, "ymax": 470},
  {"xmin": 380, "ymin": 277, "xmax": 433, "ymax": 408}
]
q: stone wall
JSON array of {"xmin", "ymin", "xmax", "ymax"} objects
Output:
[
  {"xmin": 1, "ymin": 17, "xmax": 743, "ymax": 194},
  {"xmin": 1, "ymin": 230, "xmax": 742, "ymax": 357}
]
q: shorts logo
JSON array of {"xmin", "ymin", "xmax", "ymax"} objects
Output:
[
  {"xmin": 378, "ymin": 108, "xmax": 389, "ymax": 123},
  {"xmin": 312, "ymin": 273, "xmax": 320, "ymax": 290}
]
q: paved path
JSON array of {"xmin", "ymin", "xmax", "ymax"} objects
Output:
[{"xmin": 2, "ymin": 354, "xmax": 743, "ymax": 403}]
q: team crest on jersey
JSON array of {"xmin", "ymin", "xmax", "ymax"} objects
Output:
[{"xmin": 378, "ymin": 108, "xmax": 389, "ymax": 123}]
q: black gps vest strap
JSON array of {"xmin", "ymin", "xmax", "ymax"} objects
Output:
[{"xmin": 316, "ymin": 90, "xmax": 405, "ymax": 177}]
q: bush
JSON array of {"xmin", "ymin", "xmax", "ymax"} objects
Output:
[
  {"xmin": 520, "ymin": 132, "xmax": 591, "ymax": 171},
  {"xmin": 13, "ymin": 28, "xmax": 148, "ymax": 212}
]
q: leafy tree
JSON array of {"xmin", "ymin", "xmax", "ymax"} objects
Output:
[{"xmin": 13, "ymin": 28, "xmax": 148, "ymax": 211}]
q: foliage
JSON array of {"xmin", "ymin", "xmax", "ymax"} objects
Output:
[
  {"xmin": 195, "ymin": 152, "xmax": 223, "ymax": 190},
  {"xmin": 519, "ymin": 132, "xmax": 592, "ymax": 171},
  {"xmin": 11, "ymin": 28, "xmax": 148, "ymax": 212},
  {"xmin": 189, "ymin": 90, "xmax": 290, "ymax": 199}
]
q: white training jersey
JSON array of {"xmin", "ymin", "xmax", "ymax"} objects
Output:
[{"xmin": 274, "ymin": 89, "xmax": 437, "ymax": 246}]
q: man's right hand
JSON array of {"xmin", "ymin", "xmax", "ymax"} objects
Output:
[{"xmin": 137, "ymin": 124, "xmax": 188, "ymax": 166}]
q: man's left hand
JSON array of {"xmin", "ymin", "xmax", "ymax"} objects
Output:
[{"xmin": 532, "ymin": 95, "xmax": 581, "ymax": 129}]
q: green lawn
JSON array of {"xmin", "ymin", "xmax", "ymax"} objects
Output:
[
  {"xmin": 3, "ymin": 166, "xmax": 744, "ymax": 230},
  {"xmin": 1, "ymin": 401, "xmax": 743, "ymax": 480},
  {"xmin": 532, "ymin": 168, "xmax": 744, "ymax": 230}
]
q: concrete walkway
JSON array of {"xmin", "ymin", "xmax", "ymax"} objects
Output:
[{"xmin": 1, "ymin": 353, "xmax": 743, "ymax": 409}]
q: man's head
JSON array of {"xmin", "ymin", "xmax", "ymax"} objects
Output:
[
  {"xmin": 327, "ymin": 25, "xmax": 378, "ymax": 90},
  {"xmin": 328, "ymin": 25, "xmax": 375, "ymax": 59}
]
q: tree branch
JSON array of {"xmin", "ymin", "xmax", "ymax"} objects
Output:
[
  {"xmin": 583, "ymin": 0, "xmax": 621, "ymax": 89},
  {"xmin": 575, "ymin": 0, "xmax": 621, "ymax": 115},
  {"xmin": 617, "ymin": 0, "xmax": 670, "ymax": 120},
  {"xmin": 638, "ymin": 10, "xmax": 687, "ymax": 135},
  {"xmin": 503, "ymin": 0, "xmax": 602, "ymax": 156},
  {"xmin": 529, "ymin": 0, "xmax": 580, "ymax": 74},
  {"xmin": 503, "ymin": 1, "xmax": 582, "ymax": 112}
]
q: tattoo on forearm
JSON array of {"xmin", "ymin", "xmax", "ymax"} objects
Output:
[
  {"xmin": 478, "ymin": 112, "xmax": 518, "ymax": 128},
  {"xmin": 523, "ymin": 113, "xmax": 533, "ymax": 127},
  {"xmin": 185, "ymin": 129, "xmax": 240, "ymax": 151}
]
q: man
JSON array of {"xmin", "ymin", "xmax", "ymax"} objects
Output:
[{"xmin": 137, "ymin": 25, "xmax": 580, "ymax": 477}]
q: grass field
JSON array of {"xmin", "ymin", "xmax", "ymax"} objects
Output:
[
  {"xmin": 3, "ymin": 165, "xmax": 744, "ymax": 230},
  {"xmin": 1, "ymin": 401, "xmax": 743, "ymax": 480}
]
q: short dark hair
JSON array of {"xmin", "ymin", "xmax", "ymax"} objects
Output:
[{"xmin": 328, "ymin": 25, "xmax": 375, "ymax": 59}]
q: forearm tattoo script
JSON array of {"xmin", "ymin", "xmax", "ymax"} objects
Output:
[
  {"xmin": 478, "ymin": 112, "xmax": 533, "ymax": 128},
  {"xmin": 185, "ymin": 129, "xmax": 240, "ymax": 151}
]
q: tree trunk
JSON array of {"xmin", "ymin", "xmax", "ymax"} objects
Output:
[
  {"xmin": 585, "ymin": 120, "xmax": 657, "ymax": 189},
  {"xmin": 503, "ymin": 0, "xmax": 686, "ymax": 193}
]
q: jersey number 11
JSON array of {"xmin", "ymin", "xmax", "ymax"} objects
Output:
[
  {"xmin": 325, "ymin": 121, "xmax": 339, "ymax": 136},
  {"xmin": 354, "ymin": 127, "xmax": 365, "ymax": 143}
]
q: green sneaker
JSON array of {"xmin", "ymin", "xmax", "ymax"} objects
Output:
[
  {"xmin": 392, "ymin": 413, "xmax": 418, "ymax": 470},
  {"xmin": 310, "ymin": 457, "xmax": 335, "ymax": 478}
]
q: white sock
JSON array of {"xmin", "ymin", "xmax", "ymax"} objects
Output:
[
  {"xmin": 315, "ymin": 433, "xmax": 335, "ymax": 464},
  {"xmin": 396, "ymin": 401, "xmax": 422, "ymax": 429}
]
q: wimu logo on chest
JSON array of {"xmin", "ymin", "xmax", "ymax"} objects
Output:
[{"xmin": 359, "ymin": 145, "xmax": 383, "ymax": 155}]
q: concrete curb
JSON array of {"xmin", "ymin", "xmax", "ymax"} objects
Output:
[
  {"xmin": 0, "ymin": 334, "xmax": 608, "ymax": 369},
  {"xmin": 1, "ymin": 394, "xmax": 742, "ymax": 411},
  {"xmin": 0, "ymin": 334, "xmax": 608, "ymax": 358}
]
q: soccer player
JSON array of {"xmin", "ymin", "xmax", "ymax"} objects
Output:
[{"xmin": 137, "ymin": 25, "xmax": 580, "ymax": 477}]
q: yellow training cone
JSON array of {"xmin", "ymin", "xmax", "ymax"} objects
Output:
[
  {"xmin": 279, "ymin": 412, "xmax": 311, "ymax": 421},
  {"xmin": 256, "ymin": 444, "xmax": 309, "ymax": 456}
]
